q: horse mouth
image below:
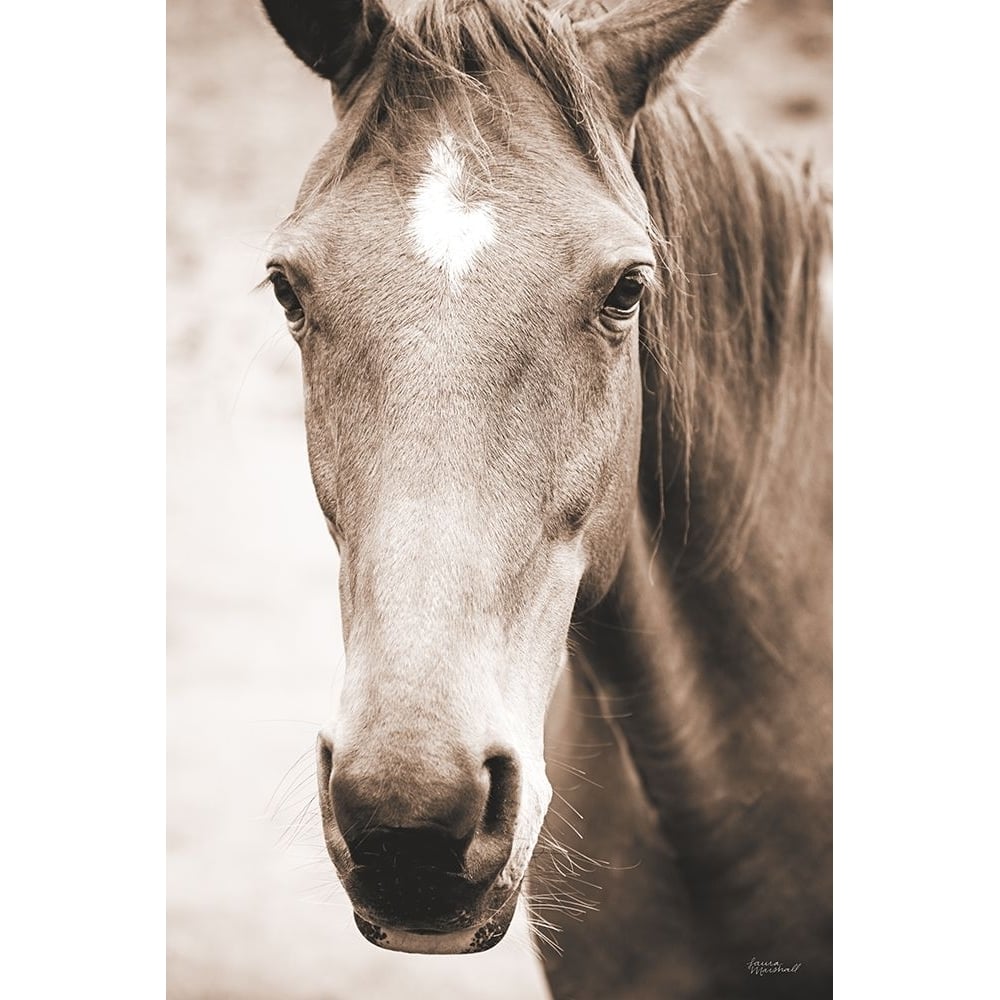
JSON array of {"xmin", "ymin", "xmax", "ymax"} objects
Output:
[
  {"xmin": 319, "ymin": 817, "xmax": 524, "ymax": 953},
  {"xmin": 338, "ymin": 862, "xmax": 524, "ymax": 954},
  {"xmin": 316, "ymin": 734, "xmax": 527, "ymax": 954},
  {"xmin": 352, "ymin": 890, "xmax": 520, "ymax": 954}
]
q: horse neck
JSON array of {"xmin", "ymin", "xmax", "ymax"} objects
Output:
[
  {"xmin": 578, "ymin": 449, "xmax": 832, "ymax": 813},
  {"xmin": 574, "ymin": 91, "xmax": 832, "ymax": 882},
  {"xmin": 571, "ymin": 472, "xmax": 832, "ymax": 964}
]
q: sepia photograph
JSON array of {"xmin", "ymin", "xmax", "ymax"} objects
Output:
[{"xmin": 167, "ymin": 0, "xmax": 832, "ymax": 996}]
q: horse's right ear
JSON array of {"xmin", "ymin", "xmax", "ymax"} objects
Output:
[
  {"xmin": 574, "ymin": 0, "xmax": 740, "ymax": 125},
  {"xmin": 262, "ymin": 0, "xmax": 388, "ymax": 96}
]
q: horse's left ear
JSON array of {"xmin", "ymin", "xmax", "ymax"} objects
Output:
[
  {"xmin": 574, "ymin": 0, "xmax": 740, "ymax": 124},
  {"xmin": 262, "ymin": 0, "xmax": 388, "ymax": 96}
]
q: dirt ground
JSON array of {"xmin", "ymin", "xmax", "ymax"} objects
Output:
[{"xmin": 166, "ymin": 1, "xmax": 831, "ymax": 997}]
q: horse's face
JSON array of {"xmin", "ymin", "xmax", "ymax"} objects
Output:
[
  {"xmin": 270, "ymin": 95, "xmax": 650, "ymax": 953},
  {"xmin": 263, "ymin": 0, "xmax": 738, "ymax": 956}
]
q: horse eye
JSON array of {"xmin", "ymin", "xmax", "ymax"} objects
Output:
[
  {"xmin": 601, "ymin": 270, "xmax": 647, "ymax": 321},
  {"xmin": 269, "ymin": 271, "xmax": 306, "ymax": 332}
]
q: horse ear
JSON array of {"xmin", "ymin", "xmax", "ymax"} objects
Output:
[
  {"xmin": 574, "ymin": 0, "xmax": 739, "ymax": 123},
  {"xmin": 262, "ymin": 0, "xmax": 388, "ymax": 95}
]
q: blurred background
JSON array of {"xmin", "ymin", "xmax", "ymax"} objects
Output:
[{"xmin": 166, "ymin": 1, "xmax": 831, "ymax": 996}]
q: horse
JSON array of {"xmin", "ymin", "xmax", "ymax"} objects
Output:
[{"xmin": 260, "ymin": 0, "xmax": 832, "ymax": 996}]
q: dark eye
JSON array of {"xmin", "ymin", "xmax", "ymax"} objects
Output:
[
  {"xmin": 601, "ymin": 269, "xmax": 648, "ymax": 322},
  {"xmin": 269, "ymin": 270, "xmax": 306, "ymax": 334}
]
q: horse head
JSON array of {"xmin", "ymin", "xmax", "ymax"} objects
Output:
[{"xmin": 261, "ymin": 0, "xmax": 738, "ymax": 954}]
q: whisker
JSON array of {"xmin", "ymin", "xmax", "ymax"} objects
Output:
[
  {"xmin": 265, "ymin": 747, "xmax": 315, "ymax": 813},
  {"xmin": 269, "ymin": 769, "xmax": 319, "ymax": 820},
  {"xmin": 229, "ymin": 326, "xmax": 287, "ymax": 418},
  {"xmin": 552, "ymin": 789, "xmax": 584, "ymax": 822},
  {"xmin": 546, "ymin": 808, "xmax": 584, "ymax": 840}
]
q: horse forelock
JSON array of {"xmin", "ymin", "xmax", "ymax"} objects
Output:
[{"xmin": 291, "ymin": 0, "xmax": 647, "ymax": 228}]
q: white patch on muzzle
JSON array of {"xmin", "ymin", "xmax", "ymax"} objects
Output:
[{"xmin": 408, "ymin": 134, "xmax": 496, "ymax": 288}]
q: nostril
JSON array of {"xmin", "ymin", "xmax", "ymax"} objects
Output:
[
  {"xmin": 482, "ymin": 754, "xmax": 521, "ymax": 835},
  {"xmin": 316, "ymin": 731, "xmax": 333, "ymax": 778},
  {"xmin": 315, "ymin": 731, "xmax": 334, "ymax": 805},
  {"xmin": 461, "ymin": 753, "xmax": 521, "ymax": 883}
]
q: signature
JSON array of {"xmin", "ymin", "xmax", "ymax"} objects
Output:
[{"xmin": 746, "ymin": 957, "xmax": 803, "ymax": 976}]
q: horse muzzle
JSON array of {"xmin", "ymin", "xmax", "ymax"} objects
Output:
[{"xmin": 315, "ymin": 731, "xmax": 525, "ymax": 953}]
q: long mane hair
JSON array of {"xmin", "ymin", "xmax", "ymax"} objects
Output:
[{"xmin": 633, "ymin": 95, "xmax": 831, "ymax": 577}]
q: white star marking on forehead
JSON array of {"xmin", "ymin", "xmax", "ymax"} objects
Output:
[{"xmin": 407, "ymin": 134, "xmax": 496, "ymax": 288}]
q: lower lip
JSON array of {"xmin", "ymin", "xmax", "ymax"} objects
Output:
[{"xmin": 354, "ymin": 912, "xmax": 511, "ymax": 955}]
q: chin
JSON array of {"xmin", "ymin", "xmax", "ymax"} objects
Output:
[{"xmin": 351, "ymin": 889, "xmax": 522, "ymax": 955}]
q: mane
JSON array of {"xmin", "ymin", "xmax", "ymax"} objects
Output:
[
  {"xmin": 311, "ymin": 0, "xmax": 832, "ymax": 576},
  {"xmin": 632, "ymin": 90, "xmax": 832, "ymax": 576}
]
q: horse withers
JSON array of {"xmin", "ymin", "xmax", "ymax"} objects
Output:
[{"xmin": 261, "ymin": 1, "xmax": 832, "ymax": 996}]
